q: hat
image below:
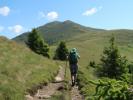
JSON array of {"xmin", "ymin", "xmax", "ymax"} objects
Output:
[{"xmin": 71, "ymin": 48, "xmax": 77, "ymax": 53}]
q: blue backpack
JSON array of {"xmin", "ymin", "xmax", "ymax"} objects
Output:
[{"xmin": 69, "ymin": 52, "xmax": 78, "ymax": 64}]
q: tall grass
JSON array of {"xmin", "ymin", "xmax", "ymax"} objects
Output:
[
  {"xmin": 63, "ymin": 32, "xmax": 133, "ymax": 99},
  {"xmin": 0, "ymin": 37, "xmax": 59, "ymax": 100}
]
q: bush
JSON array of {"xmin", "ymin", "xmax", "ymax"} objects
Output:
[
  {"xmin": 99, "ymin": 36, "xmax": 129, "ymax": 79},
  {"xmin": 54, "ymin": 41, "xmax": 68, "ymax": 60},
  {"xmin": 128, "ymin": 62, "xmax": 133, "ymax": 74},
  {"xmin": 89, "ymin": 61, "xmax": 96, "ymax": 68},
  {"xmin": 26, "ymin": 29, "xmax": 50, "ymax": 58},
  {"xmin": 89, "ymin": 79, "xmax": 133, "ymax": 100}
]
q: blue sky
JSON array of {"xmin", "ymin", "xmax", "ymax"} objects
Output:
[{"xmin": 0, "ymin": 0, "xmax": 133, "ymax": 39}]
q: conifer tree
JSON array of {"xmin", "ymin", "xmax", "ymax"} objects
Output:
[
  {"xmin": 100, "ymin": 36, "xmax": 128, "ymax": 78},
  {"xmin": 27, "ymin": 29, "xmax": 50, "ymax": 58},
  {"xmin": 54, "ymin": 41, "xmax": 68, "ymax": 60}
]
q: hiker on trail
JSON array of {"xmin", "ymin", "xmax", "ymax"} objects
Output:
[{"xmin": 68, "ymin": 48, "xmax": 80, "ymax": 86}]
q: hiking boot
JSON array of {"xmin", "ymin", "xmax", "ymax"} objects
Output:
[
  {"xmin": 75, "ymin": 81, "xmax": 78, "ymax": 86},
  {"xmin": 72, "ymin": 81, "xmax": 75, "ymax": 87}
]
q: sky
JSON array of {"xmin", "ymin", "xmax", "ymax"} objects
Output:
[{"xmin": 0, "ymin": 0, "xmax": 133, "ymax": 39}]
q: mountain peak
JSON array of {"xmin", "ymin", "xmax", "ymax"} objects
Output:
[
  {"xmin": 44, "ymin": 21, "xmax": 61, "ymax": 26},
  {"xmin": 13, "ymin": 20, "xmax": 105, "ymax": 44},
  {"xmin": 46, "ymin": 20, "xmax": 75, "ymax": 25},
  {"xmin": 42, "ymin": 20, "xmax": 78, "ymax": 27},
  {"xmin": 63, "ymin": 20, "xmax": 74, "ymax": 23}
]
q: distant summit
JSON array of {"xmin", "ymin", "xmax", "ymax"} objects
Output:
[
  {"xmin": 13, "ymin": 20, "xmax": 100, "ymax": 44},
  {"xmin": 12, "ymin": 20, "xmax": 132, "ymax": 45}
]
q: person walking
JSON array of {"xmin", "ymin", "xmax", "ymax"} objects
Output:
[{"xmin": 68, "ymin": 48, "xmax": 80, "ymax": 86}]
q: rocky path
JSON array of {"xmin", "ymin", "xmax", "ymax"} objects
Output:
[
  {"xmin": 25, "ymin": 65, "xmax": 84, "ymax": 100},
  {"xmin": 70, "ymin": 85, "xmax": 84, "ymax": 100}
]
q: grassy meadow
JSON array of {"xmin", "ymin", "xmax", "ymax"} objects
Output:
[
  {"xmin": 49, "ymin": 28, "xmax": 133, "ymax": 98},
  {"xmin": 0, "ymin": 20, "xmax": 133, "ymax": 99},
  {"xmin": 63, "ymin": 31, "xmax": 133, "ymax": 98},
  {"xmin": 0, "ymin": 37, "xmax": 59, "ymax": 100}
]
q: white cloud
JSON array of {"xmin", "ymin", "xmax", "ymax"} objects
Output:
[
  {"xmin": 82, "ymin": 8, "xmax": 97, "ymax": 16},
  {"xmin": 0, "ymin": 6, "xmax": 10, "ymax": 16},
  {"xmin": 82, "ymin": 6, "xmax": 102, "ymax": 16},
  {"xmin": 47, "ymin": 11, "xmax": 58, "ymax": 20},
  {"xmin": 0, "ymin": 26, "xmax": 4, "ymax": 32},
  {"xmin": 8, "ymin": 25, "xmax": 24, "ymax": 34},
  {"xmin": 39, "ymin": 11, "xmax": 58, "ymax": 20}
]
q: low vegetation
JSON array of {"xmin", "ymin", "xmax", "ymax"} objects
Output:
[
  {"xmin": 89, "ymin": 79, "xmax": 133, "ymax": 100},
  {"xmin": 1, "ymin": 20, "xmax": 133, "ymax": 99},
  {"xmin": 0, "ymin": 37, "xmax": 59, "ymax": 100},
  {"xmin": 77, "ymin": 36, "xmax": 133, "ymax": 99}
]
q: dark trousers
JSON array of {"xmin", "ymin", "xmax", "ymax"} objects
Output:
[{"xmin": 69, "ymin": 63, "xmax": 78, "ymax": 76}]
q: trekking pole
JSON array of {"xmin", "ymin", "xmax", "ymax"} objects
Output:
[
  {"xmin": 64, "ymin": 55, "xmax": 68, "ymax": 79},
  {"xmin": 64, "ymin": 56, "xmax": 68, "ymax": 80}
]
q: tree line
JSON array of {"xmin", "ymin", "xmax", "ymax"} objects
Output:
[{"xmin": 26, "ymin": 29, "xmax": 68, "ymax": 60}]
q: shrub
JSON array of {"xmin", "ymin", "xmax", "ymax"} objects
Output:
[
  {"xmin": 89, "ymin": 79, "xmax": 133, "ymax": 100},
  {"xmin": 54, "ymin": 41, "xmax": 68, "ymax": 60},
  {"xmin": 26, "ymin": 29, "xmax": 50, "ymax": 58},
  {"xmin": 99, "ymin": 36, "xmax": 129, "ymax": 79},
  {"xmin": 89, "ymin": 61, "xmax": 96, "ymax": 68}
]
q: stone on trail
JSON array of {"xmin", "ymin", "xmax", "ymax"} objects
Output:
[{"xmin": 55, "ymin": 76, "xmax": 62, "ymax": 82}]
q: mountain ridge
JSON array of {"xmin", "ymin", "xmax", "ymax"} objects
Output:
[{"xmin": 12, "ymin": 20, "xmax": 133, "ymax": 45}]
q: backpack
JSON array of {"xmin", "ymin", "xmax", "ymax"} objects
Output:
[{"xmin": 69, "ymin": 52, "xmax": 78, "ymax": 64}]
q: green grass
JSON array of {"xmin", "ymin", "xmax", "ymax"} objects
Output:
[
  {"xmin": 13, "ymin": 20, "xmax": 133, "ymax": 47},
  {"xmin": 2, "ymin": 20, "xmax": 133, "ymax": 99},
  {"xmin": 49, "ymin": 30, "xmax": 133, "ymax": 98},
  {"xmin": 0, "ymin": 37, "xmax": 59, "ymax": 100},
  {"xmin": 57, "ymin": 31, "xmax": 133, "ymax": 99},
  {"xmin": 12, "ymin": 20, "xmax": 105, "ymax": 45}
]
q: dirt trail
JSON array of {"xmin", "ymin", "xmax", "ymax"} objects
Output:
[
  {"xmin": 25, "ymin": 65, "xmax": 84, "ymax": 100},
  {"xmin": 70, "ymin": 85, "xmax": 84, "ymax": 100}
]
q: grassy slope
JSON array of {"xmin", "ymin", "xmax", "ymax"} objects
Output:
[
  {"xmin": 48, "ymin": 28, "xmax": 133, "ymax": 97},
  {"xmin": 12, "ymin": 20, "xmax": 133, "ymax": 98},
  {"xmin": 66, "ymin": 31, "xmax": 133, "ymax": 97},
  {"xmin": 0, "ymin": 37, "xmax": 59, "ymax": 100},
  {"xmin": 50, "ymin": 30, "xmax": 133, "ymax": 98},
  {"xmin": 13, "ymin": 20, "xmax": 105, "ymax": 45}
]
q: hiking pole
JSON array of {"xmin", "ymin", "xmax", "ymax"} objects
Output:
[
  {"xmin": 64, "ymin": 54, "xmax": 69, "ymax": 80},
  {"xmin": 64, "ymin": 57, "xmax": 67, "ymax": 80}
]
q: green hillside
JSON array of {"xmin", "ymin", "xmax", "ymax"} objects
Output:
[
  {"xmin": 0, "ymin": 37, "xmax": 59, "ymax": 100},
  {"xmin": 13, "ymin": 21, "xmax": 133, "ymax": 46},
  {"xmin": 49, "ymin": 26, "xmax": 133, "ymax": 98},
  {"xmin": 65, "ymin": 31, "xmax": 133, "ymax": 97},
  {"xmin": 13, "ymin": 20, "xmax": 105, "ymax": 44},
  {"xmin": 11, "ymin": 20, "xmax": 133, "ymax": 99}
]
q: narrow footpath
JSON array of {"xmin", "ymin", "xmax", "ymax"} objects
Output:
[
  {"xmin": 71, "ymin": 85, "xmax": 84, "ymax": 100},
  {"xmin": 25, "ymin": 65, "xmax": 84, "ymax": 100}
]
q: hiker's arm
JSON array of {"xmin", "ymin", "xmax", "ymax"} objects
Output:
[
  {"xmin": 77, "ymin": 53, "xmax": 80, "ymax": 59},
  {"xmin": 66, "ymin": 55, "xmax": 69, "ymax": 60},
  {"xmin": 78, "ymin": 55, "xmax": 80, "ymax": 59}
]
